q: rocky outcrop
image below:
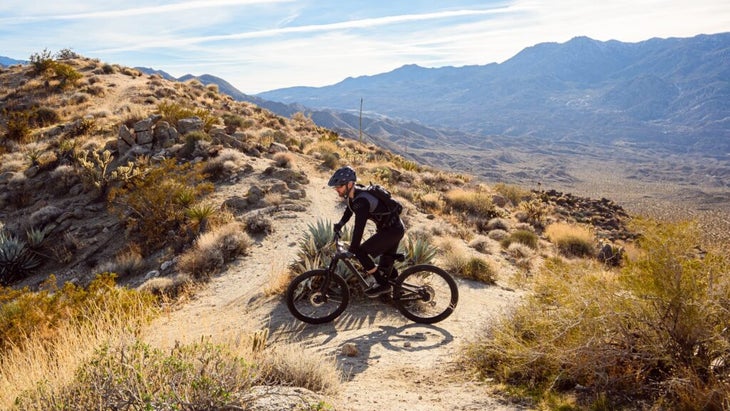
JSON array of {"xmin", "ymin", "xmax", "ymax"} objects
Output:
[{"xmin": 537, "ymin": 189, "xmax": 635, "ymax": 241}]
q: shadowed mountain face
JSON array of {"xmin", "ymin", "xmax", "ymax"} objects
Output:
[{"xmin": 256, "ymin": 33, "xmax": 730, "ymax": 156}]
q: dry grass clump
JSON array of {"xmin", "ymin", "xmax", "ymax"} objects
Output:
[
  {"xmin": 492, "ymin": 183, "xmax": 531, "ymax": 206},
  {"xmin": 202, "ymin": 147, "xmax": 249, "ymax": 180},
  {"xmin": 13, "ymin": 335, "xmax": 339, "ymax": 410},
  {"xmin": 545, "ymin": 222, "xmax": 595, "ymax": 258},
  {"xmin": 257, "ymin": 343, "xmax": 341, "ymax": 394},
  {"xmin": 0, "ymin": 274, "xmax": 157, "ymax": 409},
  {"xmin": 464, "ymin": 220, "xmax": 730, "ymax": 410},
  {"xmin": 443, "ymin": 188, "xmax": 497, "ymax": 218},
  {"xmin": 417, "ymin": 192, "xmax": 442, "ymax": 213},
  {"xmin": 177, "ymin": 222, "xmax": 251, "ymax": 279},
  {"xmin": 137, "ymin": 273, "xmax": 195, "ymax": 301},
  {"xmin": 272, "ymin": 152, "xmax": 295, "ymax": 168},
  {"xmin": 441, "ymin": 246, "xmax": 496, "ymax": 284}
]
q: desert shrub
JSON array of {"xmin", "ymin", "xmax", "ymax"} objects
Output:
[
  {"xmin": 15, "ymin": 335, "xmax": 338, "ymax": 410},
  {"xmin": 464, "ymin": 220, "xmax": 730, "ymax": 410},
  {"xmin": 0, "ymin": 274, "xmax": 158, "ymax": 409},
  {"xmin": 29, "ymin": 49, "xmax": 55, "ymax": 75},
  {"xmin": 222, "ymin": 113, "xmax": 246, "ymax": 133},
  {"xmin": 320, "ymin": 151, "xmax": 340, "ymax": 169},
  {"xmin": 442, "ymin": 247, "xmax": 496, "ymax": 284},
  {"xmin": 493, "ymin": 183, "xmax": 531, "ymax": 205},
  {"xmin": 273, "ymin": 152, "xmax": 294, "ymax": 168},
  {"xmin": 468, "ymin": 236, "xmax": 492, "ymax": 254},
  {"xmin": 417, "ymin": 192, "xmax": 442, "ymax": 213},
  {"xmin": 258, "ymin": 343, "xmax": 340, "ymax": 394},
  {"xmin": 202, "ymin": 147, "xmax": 248, "ymax": 180},
  {"xmin": 3, "ymin": 109, "xmax": 32, "ymax": 143},
  {"xmin": 108, "ymin": 159, "xmax": 213, "ymax": 249},
  {"xmin": 443, "ymin": 188, "xmax": 497, "ymax": 218},
  {"xmin": 546, "ymin": 222, "xmax": 595, "ymax": 258},
  {"xmin": 518, "ymin": 198, "xmax": 549, "ymax": 227},
  {"xmin": 30, "ymin": 106, "xmax": 60, "ymax": 127},
  {"xmin": 485, "ymin": 217, "xmax": 509, "ymax": 232},
  {"xmin": 0, "ymin": 273, "xmax": 156, "ymax": 356},
  {"xmin": 177, "ymin": 222, "xmax": 251, "ymax": 279},
  {"xmin": 461, "ymin": 256, "xmax": 496, "ymax": 284},
  {"xmin": 500, "ymin": 229, "xmax": 539, "ymax": 250},
  {"xmin": 244, "ymin": 213, "xmax": 274, "ymax": 235},
  {"xmin": 157, "ymin": 100, "xmax": 218, "ymax": 132},
  {"xmin": 51, "ymin": 62, "xmax": 83, "ymax": 89}
]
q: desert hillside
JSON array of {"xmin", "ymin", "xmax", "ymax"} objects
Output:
[{"xmin": 1, "ymin": 53, "xmax": 727, "ymax": 410}]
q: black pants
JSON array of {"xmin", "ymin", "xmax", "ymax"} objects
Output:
[{"xmin": 352, "ymin": 221, "xmax": 405, "ymax": 285}]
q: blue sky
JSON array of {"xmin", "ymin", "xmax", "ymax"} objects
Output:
[{"xmin": 1, "ymin": 1, "xmax": 729, "ymax": 94}]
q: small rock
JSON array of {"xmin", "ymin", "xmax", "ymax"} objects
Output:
[{"xmin": 341, "ymin": 343, "xmax": 359, "ymax": 357}]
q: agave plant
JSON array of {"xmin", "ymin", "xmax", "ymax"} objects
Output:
[
  {"xmin": 291, "ymin": 218, "xmax": 352, "ymax": 277},
  {"xmin": 0, "ymin": 231, "xmax": 41, "ymax": 285},
  {"xmin": 399, "ymin": 233, "xmax": 438, "ymax": 266}
]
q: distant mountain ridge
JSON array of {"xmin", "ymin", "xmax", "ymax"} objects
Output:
[{"xmin": 256, "ymin": 33, "xmax": 730, "ymax": 156}]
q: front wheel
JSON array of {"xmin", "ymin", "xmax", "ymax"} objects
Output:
[
  {"xmin": 392, "ymin": 265, "xmax": 458, "ymax": 324},
  {"xmin": 286, "ymin": 269, "xmax": 350, "ymax": 324}
]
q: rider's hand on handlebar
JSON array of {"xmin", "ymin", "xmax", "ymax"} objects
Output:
[{"xmin": 333, "ymin": 222, "xmax": 343, "ymax": 233}]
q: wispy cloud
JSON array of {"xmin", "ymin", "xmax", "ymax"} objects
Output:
[
  {"xmin": 0, "ymin": 0, "xmax": 727, "ymax": 93},
  {"xmin": 91, "ymin": 7, "xmax": 513, "ymax": 53},
  {"xmin": 0, "ymin": 0, "xmax": 292, "ymax": 24}
]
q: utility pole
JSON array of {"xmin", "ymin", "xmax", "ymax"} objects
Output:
[{"xmin": 359, "ymin": 98, "xmax": 363, "ymax": 143}]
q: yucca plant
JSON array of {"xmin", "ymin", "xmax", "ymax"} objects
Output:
[
  {"xmin": 0, "ymin": 232, "xmax": 41, "ymax": 285},
  {"xmin": 186, "ymin": 202, "xmax": 217, "ymax": 234}
]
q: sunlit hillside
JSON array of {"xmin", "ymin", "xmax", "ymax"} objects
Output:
[{"xmin": 0, "ymin": 51, "xmax": 727, "ymax": 410}]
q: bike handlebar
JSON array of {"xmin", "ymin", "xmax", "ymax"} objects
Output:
[{"xmin": 333, "ymin": 230, "xmax": 354, "ymax": 258}]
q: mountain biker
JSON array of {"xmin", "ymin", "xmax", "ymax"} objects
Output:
[{"xmin": 328, "ymin": 165, "xmax": 405, "ymax": 298}]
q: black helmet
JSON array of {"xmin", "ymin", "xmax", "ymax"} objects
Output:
[{"xmin": 328, "ymin": 166, "xmax": 357, "ymax": 186}]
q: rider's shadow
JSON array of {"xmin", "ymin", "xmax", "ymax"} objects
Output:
[{"xmin": 334, "ymin": 322, "xmax": 454, "ymax": 380}]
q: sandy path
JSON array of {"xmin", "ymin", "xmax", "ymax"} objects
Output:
[{"xmin": 144, "ymin": 155, "xmax": 528, "ymax": 411}]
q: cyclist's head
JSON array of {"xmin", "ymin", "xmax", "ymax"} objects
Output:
[{"xmin": 328, "ymin": 165, "xmax": 357, "ymax": 187}]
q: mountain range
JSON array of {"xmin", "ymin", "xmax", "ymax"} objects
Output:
[
  {"xmin": 256, "ymin": 33, "xmax": 730, "ymax": 157},
  {"xmin": 3, "ymin": 33, "xmax": 728, "ymax": 201}
]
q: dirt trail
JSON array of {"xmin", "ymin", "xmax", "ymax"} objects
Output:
[{"xmin": 144, "ymin": 156, "xmax": 527, "ymax": 411}]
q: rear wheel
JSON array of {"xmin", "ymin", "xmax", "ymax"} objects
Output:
[
  {"xmin": 392, "ymin": 265, "xmax": 458, "ymax": 324},
  {"xmin": 286, "ymin": 269, "xmax": 350, "ymax": 324}
]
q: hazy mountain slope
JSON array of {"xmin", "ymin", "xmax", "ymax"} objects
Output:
[{"xmin": 257, "ymin": 33, "xmax": 730, "ymax": 155}]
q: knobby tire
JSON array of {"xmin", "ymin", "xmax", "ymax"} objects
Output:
[
  {"xmin": 286, "ymin": 269, "xmax": 350, "ymax": 324},
  {"xmin": 392, "ymin": 264, "xmax": 458, "ymax": 324}
]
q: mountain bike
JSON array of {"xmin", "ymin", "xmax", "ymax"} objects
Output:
[{"xmin": 286, "ymin": 231, "xmax": 458, "ymax": 324}]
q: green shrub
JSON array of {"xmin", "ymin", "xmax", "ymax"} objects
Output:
[
  {"xmin": 108, "ymin": 159, "xmax": 213, "ymax": 249},
  {"xmin": 52, "ymin": 62, "xmax": 82, "ymax": 89},
  {"xmin": 29, "ymin": 49, "xmax": 55, "ymax": 75},
  {"xmin": 500, "ymin": 229, "xmax": 538, "ymax": 250},
  {"xmin": 157, "ymin": 101, "xmax": 219, "ymax": 132}
]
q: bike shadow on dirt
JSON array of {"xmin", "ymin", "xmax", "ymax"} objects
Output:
[{"xmin": 263, "ymin": 297, "xmax": 454, "ymax": 379}]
